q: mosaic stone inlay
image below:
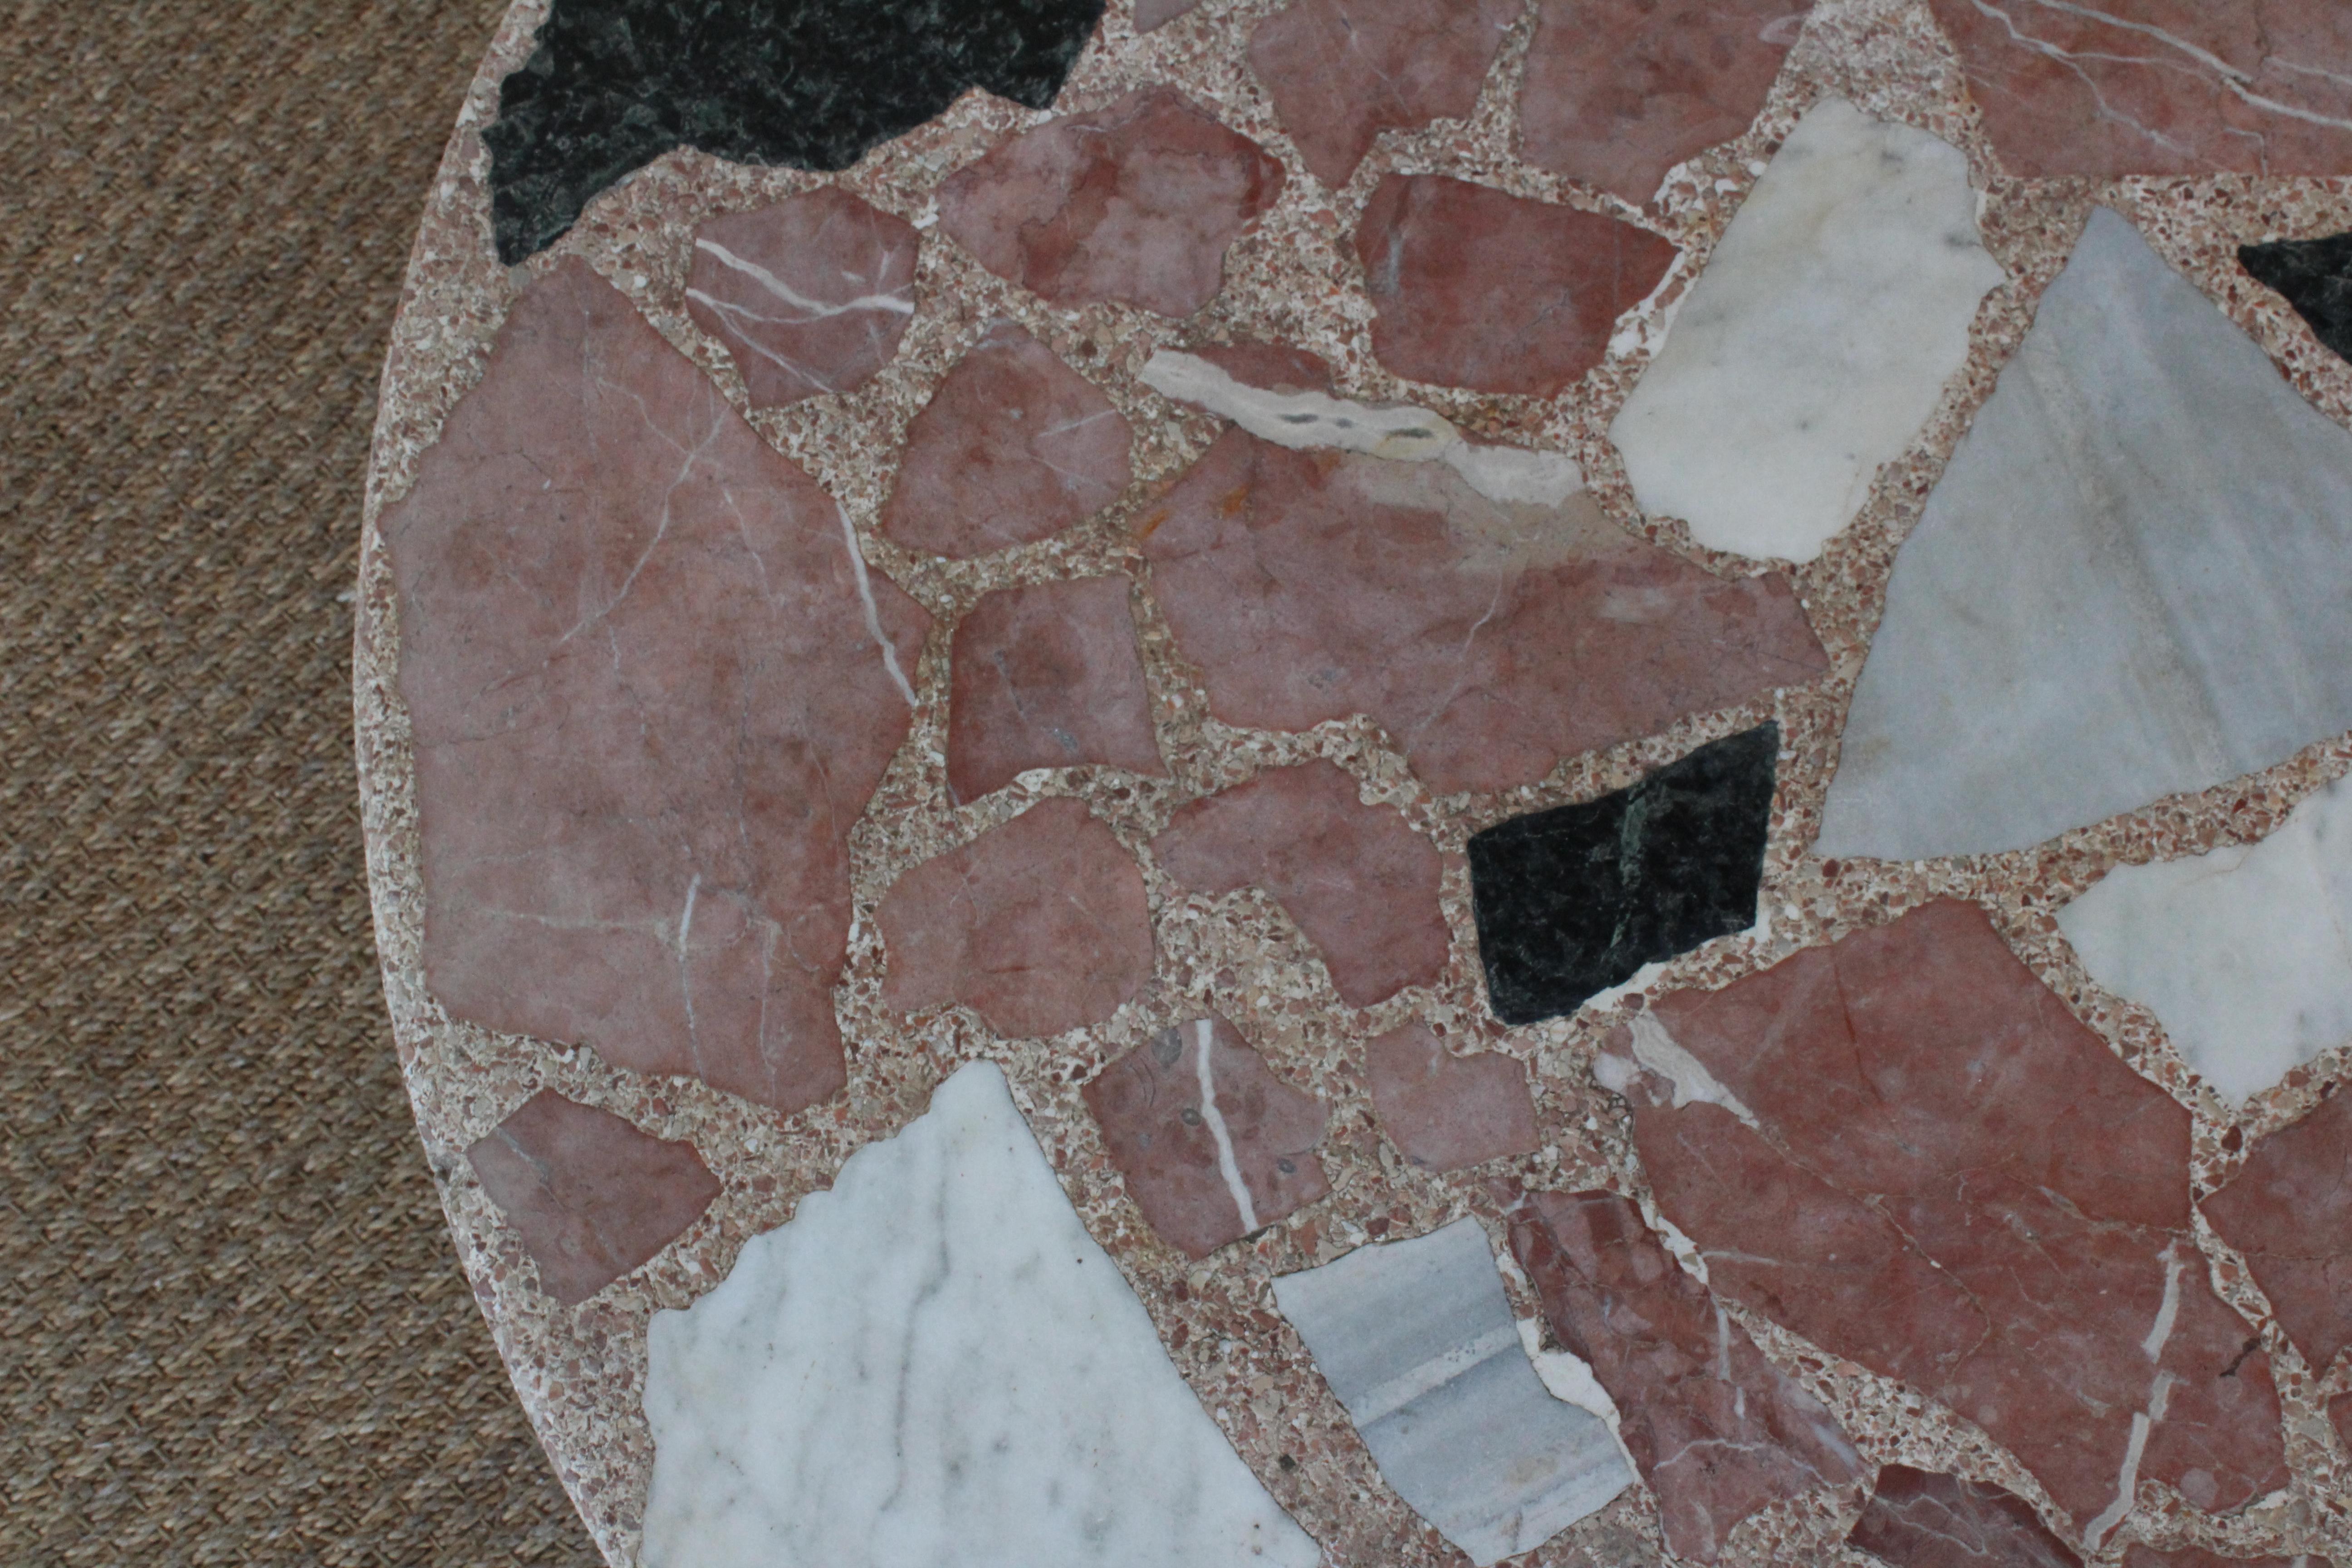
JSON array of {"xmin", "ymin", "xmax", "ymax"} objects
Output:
[{"xmin": 359, "ymin": 0, "xmax": 2352, "ymax": 1563}]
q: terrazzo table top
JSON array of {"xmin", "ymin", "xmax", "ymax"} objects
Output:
[{"xmin": 355, "ymin": 1, "xmax": 2352, "ymax": 1563}]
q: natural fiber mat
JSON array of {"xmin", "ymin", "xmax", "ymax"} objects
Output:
[{"xmin": 0, "ymin": 3, "xmax": 599, "ymax": 1561}]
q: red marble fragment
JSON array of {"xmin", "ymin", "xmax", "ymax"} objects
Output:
[
  {"xmin": 385, "ymin": 258, "xmax": 928, "ymax": 1111},
  {"xmin": 1924, "ymin": 0, "xmax": 2352, "ymax": 180},
  {"xmin": 2201, "ymin": 1089, "xmax": 2352, "ymax": 1373},
  {"xmin": 1188, "ymin": 338, "xmax": 1334, "ymax": 395},
  {"xmin": 1248, "ymin": 0, "xmax": 1520, "ymax": 190},
  {"xmin": 1134, "ymin": 0, "xmax": 1205, "ymax": 30},
  {"xmin": 683, "ymin": 185, "xmax": 918, "ymax": 407},
  {"xmin": 881, "ymin": 321, "xmax": 1132, "ymax": 559},
  {"xmin": 1517, "ymin": 0, "xmax": 1811, "ymax": 203},
  {"xmin": 1353, "ymin": 173, "xmax": 1679, "ymax": 395},
  {"xmin": 2122, "ymin": 1544, "xmax": 2308, "ymax": 1568},
  {"xmin": 466, "ymin": 1090, "xmax": 721, "ymax": 1306},
  {"xmin": 946, "ymin": 575, "xmax": 1165, "ymax": 803},
  {"xmin": 938, "ymin": 86, "xmax": 1286, "ymax": 318},
  {"xmin": 1847, "ymin": 1466, "xmax": 2082, "ymax": 1568},
  {"xmin": 1084, "ymin": 1014, "xmax": 1330, "ymax": 1257},
  {"xmin": 1367, "ymin": 1024, "xmax": 1539, "ymax": 1171},
  {"xmin": 1139, "ymin": 428, "xmax": 1827, "ymax": 794},
  {"xmin": 876, "ymin": 796, "xmax": 1156, "ymax": 1039},
  {"xmin": 1603, "ymin": 899, "xmax": 2287, "ymax": 1538},
  {"xmin": 1151, "ymin": 761, "xmax": 1448, "ymax": 1007}
]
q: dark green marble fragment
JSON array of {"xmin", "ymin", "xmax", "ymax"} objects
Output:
[
  {"xmin": 2241, "ymin": 231, "xmax": 2352, "ymax": 364},
  {"xmin": 1467, "ymin": 723, "xmax": 1776, "ymax": 1026},
  {"xmin": 485, "ymin": 0, "xmax": 1107, "ymax": 263}
]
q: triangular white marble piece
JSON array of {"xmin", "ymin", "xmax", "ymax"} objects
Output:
[
  {"xmin": 1819, "ymin": 206, "xmax": 2352, "ymax": 859},
  {"xmin": 641, "ymin": 1061, "xmax": 1322, "ymax": 1568},
  {"xmin": 2060, "ymin": 773, "xmax": 2352, "ymax": 1104},
  {"xmin": 1612, "ymin": 98, "xmax": 2004, "ymax": 564}
]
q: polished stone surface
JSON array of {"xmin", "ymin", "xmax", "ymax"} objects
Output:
[
  {"xmin": 640, "ymin": 1062, "xmax": 1320, "ymax": 1568},
  {"xmin": 1469, "ymin": 725, "xmax": 1777, "ymax": 1025},
  {"xmin": 2202, "ymin": 1089, "xmax": 2352, "ymax": 1375},
  {"xmin": 1271, "ymin": 1219, "xmax": 1632, "ymax": 1567},
  {"xmin": 881, "ymin": 321, "xmax": 1132, "ymax": 559},
  {"xmin": 484, "ymin": 0, "xmax": 1106, "ymax": 260},
  {"xmin": 467, "ymin": 1091, "xmax": 721, "ymax": 1307},
  {"xmin": 1083, "ymin": 1014, "xmax": 1330, "ymax": 1258},
  {"xmin": 1847, "ymin": 1465, "xmax": 2082, "ymax": 1568},
  {"xmin": 2059, "ymin": 774, "xmax": 2352, "ymax": 1105},
  {"xmin": 1819, "ymin": 208, "xmax": 2352, "ymax": 860},
  {"xmin": 876, "ymin": 797, "xmax": 1155, "ymax": 1039},
  {"xmin": 1612, "ymin": 100, "xmax": 2003, "ymax": 564},
  {"xmin": 684, "ymin": 187, "xmax": 918, "ymax": 407},
  {"xmin": 1364, "ymin": 1024, "xmax": 1539, "ymax": 1173},
  {"xmin": 1152, "ymin": 761, "xmax": 1449, "ymax": 1008},
  {"xmin": 938, "ymin": 85, "xmax": 1285, "ymax": 318},
  {"xmin": 1502, "ymin": 1186, "xmax": 1861, "ymax": 1562},
  {"xmin": 1142, "ymin": 430, "xmax": 1825, "ymax": 795},
  {"xmin": 2123, "ymin": 1547, "xmax": 2311, "ymax": 1568},
  {"xmin": 2242, "ymin": 229, "xmax": 2352, "ymax": 364},
  {"xmin": 1601, "ymin": 899, "xmax": 2288, "ymax": 1539},
  {"xmin": 1353, "ymin": 174, "xmax": 1681, "ymax": 396},
  {"xmin": 387, "ymin": 258, "xmax": 927, "ymax": 1111},
  {"xmin": 946, "ymin": 575, "xmax": 1163, "ymax": 803}
]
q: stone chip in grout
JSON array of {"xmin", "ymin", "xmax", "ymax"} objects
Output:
[
  {"xmin": 1845, "ymin": 1465, "xmax": 2083, "ymax": 1568},
  {"xmin": 1364, "ymin": 1024, "xmax": 1540, "ymax": 1173},
  {"xmin": 946, "ymin": 575, "xmax": 1165, "ymax": 803},
  {"xmin": 2200, "ymin": 1088, "xmax": 2352, "ymax": 1376}
]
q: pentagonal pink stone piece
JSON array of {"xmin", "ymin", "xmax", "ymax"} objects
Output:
[
  {"xmin": 385, "ymin": 258, "xmax": 929, "ymax": 1112},
  {"xmin": 1248, "ymin": 0, "xmax": 1520, "ymax": 190},
  {"xmin": 1365, "ymin": 1024, "xmax": 1539, "ymax": 1171},
  {"xmin": 1501, "ymin": 1185, "xmax": 1862, "ymax": 1561},
  {"xmin": 1084, "ymin": 1014, "xmax": 1330, "ymax": 1258},
  {"xmin": 939, "ymin": 85, "xmax": 1286, "ymax": 318},
  {"xmin": 466, "ymin": 1090, "xmax": 722, "ymax": 1306},
  {"xmin": 881, "ymin": 322, "xmax": 1132, "ymax": 559},
  {"xmin": 877, "ymin": 796, "xmax": 1156, "ymax": 1039},
  {"xmin": 1517, "ymin": 0, "xmax": 1810, "ymax": 203},
  {"xmin": 946, "ymin": 574, "xmax": 1165, "ymax": 803},
  {"xmin": 1139, "ymin": 428, "xmax": 1827, "ymax": 794},
  {"xmin": 1924, "ymin": 0, "xmax": 2352, "ymax": 179},
  {"xmin": 1152, "ymin": 761, "xmax": 1448, "ymax": 1007},
  {"xmin": 2201, "ymin": 1089, "xmax": 2352, "ymax": 1373},
  {"xmin": 1354, "ymin": 173, "xmax": 1680, "ymax": 395},
  {"xmin": 1847, "ymin": 1466, "xmax": 2082, "ymax": 1568},
  {"xmin": 1604, "ymin": 899, "xmax": 2287, "ymax": 1534},
  {"xmin": 684, "ymin": 185, "xmax": 918, "ymax": 407}
]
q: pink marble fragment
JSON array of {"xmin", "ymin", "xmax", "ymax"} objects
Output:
[
  {"xmin": 876, "ymin": 796, "xmax": 1155, "ymax": 1039},
  {"xmin": 1500, "ymin": 1185, "xmax": 1861, "ymax": 1561},
  {"xmin": 385, "ymin": 258, "xmax": 928, "ymax": 1112},
  {"xmin": 466, "ymin": 1090, "xmax": 721, "ymax": 1306},
  {"xmin": 1151, "ymin": 761, "xmax": 1449, "ymax": 1007},
  {"xmin": 2122, "ymin": 1545, "xmax": 2309, "ymax": 1568},
  {"xmin": 1517, "ymin": 0, "xmax": 1812, "ymax": 203},
  {"xmin": 683, "ymin": 185, "xmax": 918, "ymax": 407},
  {"xmin": 2200, "ymin": 1089, "xmax": 2352, "ymax": 1373},
  {"xmin": 1187, "ymin": 338, "xmax": 1335, "ymax": 395},
  {"xmin": 938, "ymin": 85, "xmax": 1286, "ymax": 318},
  {"xmin": 1353, "ymin": 173, "xmax": 1680, "ymax": 395},
  {"xmin": 1366, "ymin": 1024, "xmax": 1539, "ymax": 1171},
  {"xmin": 947, "ymin": 575, "xmax": 1165, "ymax": 803},
  {"xmin": 1603, "ymin": 899, "xmax": 2288, "ymax": 1537},
  {"xmin": 1847, "ymin": 1466, "xmax": 2082, "ymax": 1568},
  {"xmin": 1924, "ymin": 0, "xmax": 2352, "ymax": 179},
  {"xmin": 1133, "ymin": 0, "xmax": 1205, "ymax": 29},
  {"xmin": 881, "ymin": 321, "xmax": 1132, "ymax": 559},
  {"xmin": 1084, "ymin": 1014, "xmax": 1330, "ymax": 1257},
  {"xmin": 1247, "ymin": 0, "xmax": 1521, "ymax": 190},
  {"xmin": 1139, "ymin": 428, "xmax": 1827, "ymax": 794}
]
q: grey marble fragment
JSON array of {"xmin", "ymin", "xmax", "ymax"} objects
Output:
[
  {"xmin": 1818, "ymin": 207, "xmax": 2352, "ymax": 859},
  {"xmin": 1272, "ymin": 1219, "xmax": 1631, "ymax": 1566}
]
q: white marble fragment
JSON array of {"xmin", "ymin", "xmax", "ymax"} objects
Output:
[
  {"xmin": 1140, "ymin": 350, "xmax": 1584, "ymax": 506},
  {"xmin": 2059, "ymin": 774, "xmax": 2352, "ymax": 1104},
  {"xmin": 1818, "ymin": 207, "xmax": 2352, "ymax": 859},
  {"xmin": 1271, "ymin": 1219, "xmax": 1632, "ymax": 1568},
  {"xmin": 641, "ymin": 1062, "xmax": 1321, "ymax": 1568},
  {"xmin": 1610, "ymin": 99, "xmax": 2003, "ymax": 563}
]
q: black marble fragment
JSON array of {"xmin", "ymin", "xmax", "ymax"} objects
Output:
[
  {"xmin": 2241, "ymin": 231, "xmax": 2352, "ymax": 364},
  {"xmin": 1467, "ymin": 724, "xmax": 1777, "ymax": 1026},
  {"xmin": 485, "ymin": 0, "xmax": 1107, "ymax": 263}
]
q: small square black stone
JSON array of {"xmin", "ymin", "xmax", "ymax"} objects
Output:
[
  {"xmin": 2241, "ymin": 230, "xmax": 2352, "ymax": 365},
  {"xmin": 1468, "ymin": 723, "xmax": 1777, "ymax": 1026}
]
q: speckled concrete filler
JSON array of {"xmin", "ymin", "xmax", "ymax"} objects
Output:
[{"xmin": 355, "ymin": 0, "xmax": 2352, "ymax": 1563}]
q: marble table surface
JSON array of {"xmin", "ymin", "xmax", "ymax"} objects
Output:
[{"xmin": 355, "ymin": 0, "xmax": 2352, "ymax": 1564}]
